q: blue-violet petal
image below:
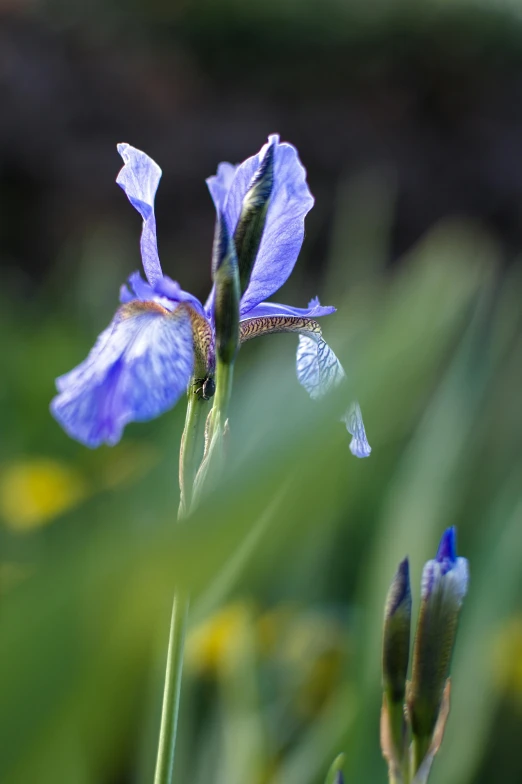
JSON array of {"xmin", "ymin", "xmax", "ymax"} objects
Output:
[
  {"xmin": 342, "ymin": 401, "xmax": 372, "ymax": 458},
  {"xmin": 116, "ymin": 143, "xmax": 163, "ymax": 286},
  {"xmin": 207, "ymin": 135, "xmax": 314, "ymax": 316},
  {"xmin": 51, "ymin": 301, "xmax": 194, "ymax": 447},
  {"xmin": 296, "ymin": 334, "xmax": 345, "ymax": 400}
]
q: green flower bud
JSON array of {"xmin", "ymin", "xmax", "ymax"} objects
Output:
[
  {"xmin": 383, "ymin": 557, "xmax": 412, "ymax": 705},
  {"xmin": 212, "ymin": 211, "xmax": 240, "ymax": 366},
  {"xmin": 234, "ymin": 139, "xmax": 275, "ymax": 295},
  {"xmin": 408, "ymin": 528, "xmax": 469, "ymax": 749}
]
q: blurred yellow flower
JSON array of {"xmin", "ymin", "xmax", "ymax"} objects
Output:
[
  {"xmin": 492, "ymin": 616, "xmax": 522, "ymax": 703},
  {"xmin": 186, "ymin": 602, "xmax": 254, "ymax": 676},
  {"xmin": 0, "ymin": 458, "xmax": 87, "ymax": 531}
]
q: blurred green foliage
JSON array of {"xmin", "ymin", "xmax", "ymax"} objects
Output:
[{"xmin": 1, "ymin": 198, "xmax": 521, "ymax": 784}]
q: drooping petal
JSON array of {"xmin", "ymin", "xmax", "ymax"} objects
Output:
[
  {"xmin": 244, "ymin": 297, "xmax": 336, "ymax": 319},
  {"xmin": 342, "ymin": 402, "xmax": 372, "ymax": 458},
  {"xmin": 240, "ymin": 314, "xmax": 322, "ymax": 343},
  {"xmin": 51, "ymin": 301, "xmax": 195, "ymax": 447},
  {"xmin": 116, "ymin": 143, "xmax": 163, "ymax": 286},
  {"xmin": 206, "ymin": 135, "xmax": 315, "ymax": 316},
  {"xmin": 296, "ymin": 334, "xmax": 345, "ymax": 400}
]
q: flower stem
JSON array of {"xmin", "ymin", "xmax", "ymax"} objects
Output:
[
  {"xmin": 153, "ymin": 592, "xmax": 189, "ymax": 784},
  {"xmin": 154, "ymin": 384, "xmax": 208, "ymax": 784},
  {"xmin": 210, "ymin": 359, "xmax": 234, "ymax": 434},
  {"xmin": 411, "ymin": 736, "xmax": 431, "ymax": 783},
  {"xmin": 192, "ymin": 359, "xmax": 234, "ymax": 499},
  {"xmin": 178, "ymin": 390, "xmax": 206, "ymax": 516}
]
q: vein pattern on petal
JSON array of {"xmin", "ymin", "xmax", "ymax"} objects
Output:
[
  {"xmin": 342, "ymin": 401, "xmax": 372, "ymax": 458},
  {"xmin": 51, "ymin": 302, "xmax": 194, "ymax": 447},
  {"xmin": 207, "ymin": 135, "xmax": 315, "ymax": 316},
  {"xmin": 116, "ymin": 143, "xmax": 163, "ymax": 286},
  {"xmin": 296, "ymin": 334, "xmax": 346, "ymax": 400}
]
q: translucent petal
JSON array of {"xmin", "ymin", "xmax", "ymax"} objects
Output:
[
  {"xmin": 342, "ymin": 401, "xmax": 372, "ymax": 458},
  {"xmin": 244, "ymin": 298, "xmax": 335, "ymax": 319},
  {"xmin": 296, "ymin": 334, "xmax": 345, "ymax": 400},
  {"xmin": 207, "ymin": 135, "xmax": 314, "ymax": 316},
  {"xmin": 51, "ymin": 302, "xmax": 194, "ymax": 447},
  {"xmin": 116, "ymin": 143, "xmax": 163, "ymax": 286},
  {"xmin": 206, "ymin": 161, "xmax": 238, "ymax": 213}
]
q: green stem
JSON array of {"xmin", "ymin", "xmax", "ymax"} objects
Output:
[
  {"xmin": 154, "ymin": 359, "xmax": 235, "ymax": 783},
  {"xmin": 411, "ymin": 736, "xmax": 431, "ymax": 783},
  {"xmin": 178, "ymin": 391, "xmax": 206, "ymax": 516},
  {"xmin": 210, "ymin": 360, "xmax": 234, "ymax": 435},
  {"xmin": 192, "ymin": 360, "xmax": 234, "ymax": 500},
  {"xmin": 153, "ymin": 593, "xmax": 190, "ymax": 784},
  {"xmin": 154, "ymin": 385, "xmax": 209, "ymax": 784}
]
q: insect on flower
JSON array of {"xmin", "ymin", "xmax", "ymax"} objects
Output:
[
  {"xmin": 193, "ymin": 377, "xmax": 216, "ymax": 401},
  {"xmin": 50, "ymin": 136, "xmax": 371, "ymax": 456}
]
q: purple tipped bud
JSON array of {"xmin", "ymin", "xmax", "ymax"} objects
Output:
[
  {"xmin": 436, "ymin": 526, "xmax": 456, "ymax": 562},
  {"xmin": 383, "ymin": 558, "xmax": 412, "ymax": 704},
  {"xmin": 324, "ymin": 753, "xmax": 345, "ymax": 784},
  {"xmin": 409, "ymin": 527, "xmax": 469, "ymax": 742}
]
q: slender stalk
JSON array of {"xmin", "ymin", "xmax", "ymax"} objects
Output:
[
  {"xmin": 154, "ymin": 356, "xmax": 236, "ymax": 783},
  {"xmin": 178, "ymin": 391, "xmax": 206, "ymax": 516},
  {"xmin": 411, "ymin": 736, "xmax": 430, "ymax": 782},
  {"xmin": 154, "ymin": 385, "xmax": 208, "ymax": 784},
  {"xmin": 153, "ymin": 593, "xmax": 189, "ymax": 784},
  {"xmin": 192, "ymin": 360, "xmax": 234, "ymax": 499},
  {"xmin": 210, "ymin": 360, "xmax": 234, "ymax": 435}
]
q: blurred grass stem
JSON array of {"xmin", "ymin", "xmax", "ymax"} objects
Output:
[{"xmin": 153, "ymin": 592, "xmax": 189, "ymax": 784}]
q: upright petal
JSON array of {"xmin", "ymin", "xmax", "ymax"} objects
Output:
[
  {"xmin": 206, "ymin": 135, "xmax": 314, "ymax": 316},
  {"xmin": 296, "ymin": 334, "xmax": 345, "ymax": 400},
  {"xmin": 206, "ymin": 161, "xmax": 238, "ymax": 213},
  {"xmin": 116, "ymin": 143, "xmax": 163, "ymax": 286},
  {"xmin": 342, "ymin": 402, "xmax": 372, "ymax": 458},
  {"xmin": 51, "ymin": 302, "xmax": 195, "ymax": 447}
]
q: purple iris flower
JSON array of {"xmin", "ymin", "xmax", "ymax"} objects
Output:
[{"xmin": 51, "ymin": 136, "xmax": 371, "ymax": 455}]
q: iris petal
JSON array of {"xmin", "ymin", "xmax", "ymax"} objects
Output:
[
  {"xmin": 207, "ymin": 135, "xmax": 314, "ymax": 316},
  {"xmin": 206, "ymin": 161, "xmax": 238, "ymax": 213},
  {"xmin": 296, "ymin": 334, "xmax": 345, "ymax": 400},
  {"xmin": 116, "ymin": 144, "xmax": 163, "ymax": 286},
  {"xmin": 342, "ymin": 402, "xmax": 372, "ymax": 458},
  {"xmin": 51, "ymin": 302, "xmax": 194, "ymax": 447},
  {"xmin": 244, "ymin": 299, "xmax": 335, "ymax": 319}
]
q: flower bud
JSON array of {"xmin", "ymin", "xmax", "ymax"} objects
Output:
[
  {"xmin": 383, "ymin": 557, "xmax": 412, "ymax": 705},
  {"xmin": 408, "ymin": 527, "xmax": 469, "ymax": 743},
  {"xmin": 324, "ymin": 753, "xmax": 345, "ymax": 784},
  {"xmin": 212, "ymin": 211, "xmax": 240, "ymax": 365},
  {"xmin": 234, "ymin": 139, "xmax": 275, "ymax": 295}
]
